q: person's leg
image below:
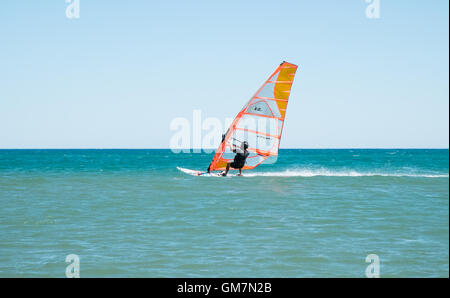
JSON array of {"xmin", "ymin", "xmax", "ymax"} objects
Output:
[
  {"xmin": 238, "ymin": 168, "xmax": 242, "ymax": 176},
  {"xmin": 222, "ymin": 163, "xmax": 231, "ymax": 176}
]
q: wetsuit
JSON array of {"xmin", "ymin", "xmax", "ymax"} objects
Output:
[{"xmin": 230, "ymin": 149, "xmax": 249, "ymax": 169}]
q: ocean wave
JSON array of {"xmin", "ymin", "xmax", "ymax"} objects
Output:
[{"xmin": 243, "ymin": 169, "xmax": 449, "ymax": 178}]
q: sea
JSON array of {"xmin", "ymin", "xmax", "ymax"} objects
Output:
[{"xmin": 0, "ymin": 149, "xmax": 448, "ymax": 277}]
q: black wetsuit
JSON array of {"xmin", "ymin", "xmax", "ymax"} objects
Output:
[{"xmin": 230, "ymin": 149, "xmax": 249, "ymax": 169}]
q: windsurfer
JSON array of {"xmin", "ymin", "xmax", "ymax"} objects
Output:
[{"xmin": 221, "ymin": 141, "xmax": 249, "ymax": 176}]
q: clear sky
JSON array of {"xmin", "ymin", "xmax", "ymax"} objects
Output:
[{"xmin": 0, "ymin": 0, "xmax": 448, "ymax": 148}]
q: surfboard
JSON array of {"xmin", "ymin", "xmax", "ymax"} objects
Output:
[{"xmin": 177, "ymin": 167, "xmax": 223, "ymax": 177}]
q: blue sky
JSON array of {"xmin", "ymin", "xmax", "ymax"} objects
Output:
[{"xmin": 0, "ymin": 0, "xmax": 448, "ymax": 148}]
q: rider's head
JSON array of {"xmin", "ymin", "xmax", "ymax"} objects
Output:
[{"xmin": 242, "ymin": 141, "xmax": 249, "ymax": 150}]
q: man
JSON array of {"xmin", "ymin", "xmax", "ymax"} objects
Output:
[{"xmin": 222, "ymin": 141, "xmax": 249, "ymax": 176}]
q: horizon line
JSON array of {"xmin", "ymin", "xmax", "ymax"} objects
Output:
[{"xmin": 0, "ymin": 148, "xmax": 448, "ymax": 150}]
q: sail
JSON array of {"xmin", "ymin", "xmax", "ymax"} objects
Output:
[{"xmin": 208, "ymin": 61, "xmax": 298, "ymax": 171}]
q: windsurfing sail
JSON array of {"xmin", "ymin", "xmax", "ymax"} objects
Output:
[{"xmin": 208, "ymin": 61, "xmax": 298, "ymax": 171}]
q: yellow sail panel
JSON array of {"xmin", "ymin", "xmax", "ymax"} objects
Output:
[{"xmin": 209, "ymin": 62, "xmax": 298, "ymax": 171}]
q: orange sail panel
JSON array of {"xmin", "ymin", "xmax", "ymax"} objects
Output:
[{"xmin": 209, "ymin": 61, "xmax": 298, "ymax": 171}]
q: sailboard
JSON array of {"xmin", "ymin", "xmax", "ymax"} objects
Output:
[
  {"xmin": 177, "ymin": 167, "xmax": 238, "ymax": 177},
  {"xmin": 178, "ymin": 61, "xmax": 298, "ymax": 176}
]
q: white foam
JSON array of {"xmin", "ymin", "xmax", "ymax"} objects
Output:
[{"xmin": 243, "ymin": 169, "xmax": 449, "ymax": 178}]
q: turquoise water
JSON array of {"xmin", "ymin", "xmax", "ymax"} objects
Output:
[{"xmin": 0, "ymin": 149, "xmax": 448, "ymax": 277}]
